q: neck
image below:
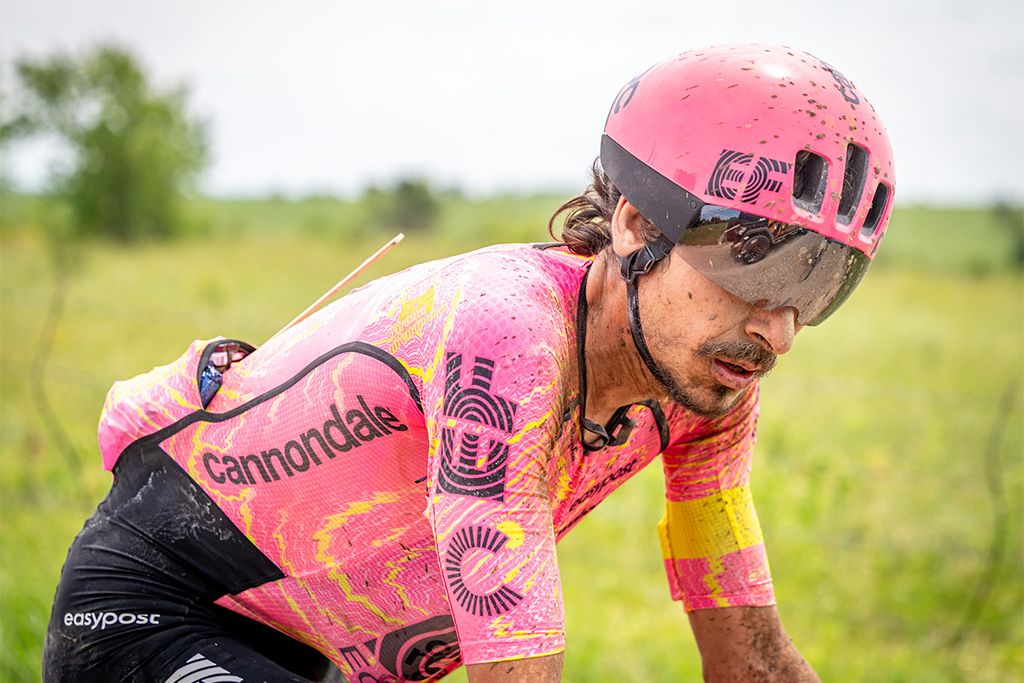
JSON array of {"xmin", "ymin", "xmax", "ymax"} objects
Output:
[{"xmin": 582, "ymin": 250, "xmax": 662, "ymax": 426}]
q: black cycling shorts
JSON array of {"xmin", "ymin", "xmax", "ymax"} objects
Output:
[{"xmin": 44, "ymin": 446, "xmax": 339, "ymax": 682}]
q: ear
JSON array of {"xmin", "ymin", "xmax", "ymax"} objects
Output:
[{"xmin": 609, "ymin": 195, "xmax": 649, "ymax": 258}]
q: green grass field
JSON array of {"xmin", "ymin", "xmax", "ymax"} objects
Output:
[{"xmin": 1, "ymin": 196, "xmax": 1022, "ymax": 681}]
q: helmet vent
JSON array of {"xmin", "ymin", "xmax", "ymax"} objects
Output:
[
  {"xmin": 837, "ymin": 144, "xmax": 869, "ymax": 225},
  {"xmin": 860, "ymin": 182, "xmax": 890, "ymax": 239},
  {"xmin": 792, "ymin": 150, "xmax": 828, "ymax": 214}
]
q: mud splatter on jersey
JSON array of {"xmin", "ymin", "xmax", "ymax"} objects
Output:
[{"xmin": 97, "ymin": 244, "xmax": 773, "ymax": 680}]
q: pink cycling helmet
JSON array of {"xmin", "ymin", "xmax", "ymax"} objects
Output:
[{"xmin": 603, "ymin": 43, "xmax": 896, "ymax": 325}]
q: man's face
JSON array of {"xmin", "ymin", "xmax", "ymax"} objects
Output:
[{"xmin": 636, "ymin": 250, "xmax": 802, "ymax": 418}]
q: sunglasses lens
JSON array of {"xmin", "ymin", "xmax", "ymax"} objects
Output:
[{"xmin": 675, "ymin": 207, "xmax": 870, "ymax": 325}]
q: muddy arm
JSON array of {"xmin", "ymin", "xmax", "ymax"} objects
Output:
[
  {"xmin": 689, "ymin": 605, "xmax": 820, "ymax": 682},
  {"xmin": 466, "ymin": 652, "xmax": 564, "ymax": 683}
]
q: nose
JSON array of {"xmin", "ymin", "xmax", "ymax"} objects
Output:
[{"xmin": 744, "ymin": 306, "xmax": 800, "ymax": 355}]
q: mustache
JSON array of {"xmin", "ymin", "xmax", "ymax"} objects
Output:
[{"xmin": 697, "ymin": 339, "xmax": 777, "ymax": 375}]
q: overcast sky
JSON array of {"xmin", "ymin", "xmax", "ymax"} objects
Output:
[{"xmin": 3, "ymin": 0, "xmax": 1022, "ymax": 203}]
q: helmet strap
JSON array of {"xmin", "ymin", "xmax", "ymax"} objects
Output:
[
  {"xmin": 626, "ymin": 278, "xmax": 669, "ymax": 386},
  {"xmin": 575, "ymin": 267, "xmax": 638, "ymax": 452},
  {"xmin": 619, "ymin": 239, "xmax": 676, "ymax": 390},
  {"xmin": 618, "ymin": 234, "xmax": 675, "ymax": 283}
]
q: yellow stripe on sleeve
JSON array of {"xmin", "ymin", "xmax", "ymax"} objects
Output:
[{"xmin": 657, "ymin": 486, "xmax": 764, "ymax": 560}]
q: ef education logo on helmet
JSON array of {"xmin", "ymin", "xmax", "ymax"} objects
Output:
[
  {"xmin": 601, "ymin": 43, "xmax": 897, "ymax": 329},
  {"xmin": 602, "ymin": 44, "xmax": 895, "ymax": 255},
  {"xmin": 63, "ymin": 611, "xmax": 161, "ymax": 630},
  {"xmin": 706, "ymin": 149, "xmax": 790, "ymax": 204}
]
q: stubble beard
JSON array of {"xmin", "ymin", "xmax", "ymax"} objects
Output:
[
  {"xmin": 653, "ymin": 362, "xmax": 737, "ymax": 418},
  {"xmin": 651, "ymin": 339, "xmax": 777, "ymax": 418}
]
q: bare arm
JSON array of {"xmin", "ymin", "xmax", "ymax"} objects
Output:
[
  {"xmin": 466, "ymin": 653, "xmax": 563, "ymax": 683},
  {"xmin": 689, "ymin": 606, "xmax": 819, "ymax": 682}
]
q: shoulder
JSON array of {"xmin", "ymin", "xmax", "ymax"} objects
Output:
[
  {"xmin": 419, "ymin": 246, "xmax": 586, "ymax": 424},
  {"xmin": 437, "ymin": 244, "xmax": 585, "ymax": 360},
  {"xmin": 439, "ymin": 244, "xmax": 586, "ymax": 306}
]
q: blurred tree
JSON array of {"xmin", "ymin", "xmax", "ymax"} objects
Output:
[
  {"xmin": 363, "ymin": 177, "xmax": 440, "ymax": 231},
  {"xmin": 990, "ymin": 201, "xmax": 1024, "ymax": 268},
  {"xmin": 0, "ymin": 45, "xmax": 208, "ymax": 500},
  {"xmin": 1, "ymin": 44, "xmax": 208, "ymax": 240}
]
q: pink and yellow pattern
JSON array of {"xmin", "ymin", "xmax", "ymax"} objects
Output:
[{"xmin": 97, "ymin": 244, "xmax": 774, "ymax": 679}]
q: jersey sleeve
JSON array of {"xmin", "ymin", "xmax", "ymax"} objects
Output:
[
  {"xmin": 421, "ymin": 261, "xmax": 570, "ymax": 665},
  {"xmin": 656, "ymin": 386, "xmax": 775, "ymax": 611}
]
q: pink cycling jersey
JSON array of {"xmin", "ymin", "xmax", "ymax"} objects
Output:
[{"xmin": 97, "ymin": 243, "xmax": 774, "ymax": 680}]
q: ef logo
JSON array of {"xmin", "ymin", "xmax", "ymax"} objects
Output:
[{"xmin": 706, "ymin": 149, "xmax": 790, "ymax": 204}]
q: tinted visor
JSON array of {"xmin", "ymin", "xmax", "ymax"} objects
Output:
[{"xmin": 677, "ymin": 206, "xmax": 870, "ymax": 325}]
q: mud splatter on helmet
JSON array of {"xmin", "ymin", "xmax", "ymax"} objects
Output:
[
  {"xmin": 601, "ymin": 44, "xmax": 896, "ymax": 387},
  {"xmin": 604, "ymin": 43, "xmax": 896, "ymax": 318}
]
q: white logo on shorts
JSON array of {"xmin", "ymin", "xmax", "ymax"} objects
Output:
[
  {"xmin": 63, "ymin": 611, "xmax": 161, "ymax": 630},
  {"xmin": 164, "ymin": 652, "xmax": 242, "ymax": 683}
]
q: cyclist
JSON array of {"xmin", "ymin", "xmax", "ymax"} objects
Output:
[{"xmin": 45, "ymin": 43, "xmax": 894, "ymax": 682}]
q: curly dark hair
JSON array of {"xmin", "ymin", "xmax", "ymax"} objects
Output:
[{"xmin": 548, "ymin": 159, "xmax": 662, "ymax": 256}]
